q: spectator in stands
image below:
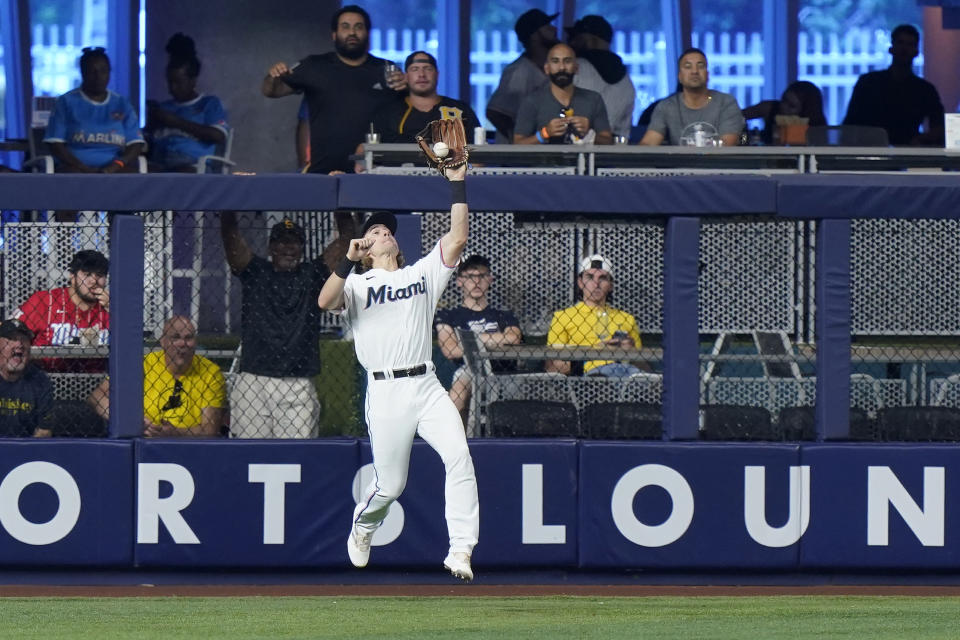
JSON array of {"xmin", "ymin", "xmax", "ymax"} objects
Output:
[
  {"xmin": 87, "ymin": 315, "xmax": 225, "ymax": 437},
  {"xmin": 843, "ymin": 24, "xmax": 944, "ymax": 146},
  {"xmin": 145, "ymin": 33, "xmax": 229, "ymax": 172},
  {"xmin": 44, "ymin": 47, "xmax": 145, "ymax": 173},
  {"xmin": 15, "ymin": 249, "xmax": 109, "ymax": 348},
  {"xmin": 545, "ymin": 255, "xmax": 643, "ymax": 377},
  {"xmin": 486, "ymin": 9, "xmax": 559, "ymax": 143},
  {"xmin": 434, "ymin": 255, "xmax": 522, "ymax": 426},
  {"xmin": 354, "ymin": 51, "xmax": 482, "ymax": 172},
  {"xmin": 261, "ymin": 4, "xmax": 406, "ymax": 174},
  {"xmin": 513, "ymin": 43, "xmax": 613, "ymax": 145},
  {"xmin": 639, "ymin": 48, "xmax": 744, "ymax": 146},
  {"xmin": 220, "ymin": 214, "xmax": 330, "ymax": 438},
  {"xmin": 742, "ymin": 81, "xmax": 827, "ymax": 145},
  {"xmin": 0, "ymin": 319, "xmax": 53, "ymax": 438},
  {"xmin": 566, "ymin": 15, "xmax": 635, "ymax": 140}
]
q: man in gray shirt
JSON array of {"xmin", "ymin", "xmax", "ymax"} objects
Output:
[
  {"xmin": 513, "ymin": 43, "xmax": 612, "ymax": 145},
  {"xmin": 486, "ymin": 9, "xmax": 559, "ymax": 144},
  {"xmin": 640, "ymin": 48, "xmax": 744, "ymax": 146}
]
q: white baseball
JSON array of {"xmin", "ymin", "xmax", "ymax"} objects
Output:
[{"xmin": 433, "ymin": 142, "xmax": 449, "ymax": 158}]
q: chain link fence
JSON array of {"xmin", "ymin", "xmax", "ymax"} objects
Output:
[{"xmin": 2, "ymin": 211, "xmax": 958, "ymax": 441}]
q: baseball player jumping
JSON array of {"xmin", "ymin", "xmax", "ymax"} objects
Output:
[{"xmin": 317, "ymin": 159, "xmax": 478, "ymax": 581}]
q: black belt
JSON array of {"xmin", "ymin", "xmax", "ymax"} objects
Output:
[{"xmin": 372, "ymin": 364, "xmax": 428, "ymax": 380}]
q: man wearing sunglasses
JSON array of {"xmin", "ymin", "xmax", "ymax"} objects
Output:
[
  {"xmin": 88, "ymin": 315, "xmax": 225, "ymax": 437},
  {"xmin": 434, "ymin": 255, "xmax": 522, "ymax": 428}
]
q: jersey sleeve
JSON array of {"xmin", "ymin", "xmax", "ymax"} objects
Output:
[
  {"xmin": 647, "ymin": 98, "xmax": 670, "ymax": 136},
  {"xmin": 203, "ymin": 96, "xmax": 230, "ymax": 134},
  {"xmin": 281, "ymin": 59, "xmax": 310, "ymax": 93},
  {"xmin": 589, "ymin": 92, "xmax": 611, "ymax": 133},
  {"xmin": 499, "ymin": 309, "xmax": 521, "ymax": 331},
  {"xmin": 434, "ymin": 308, "xmax": 452, "ymax": 330},
  {"xmin": 546, "ymin": 310, "xmax": 568, "ymax": 346},
  {"xmin": 626, "ymin": 315, "xmax": 642, "ymax": 349},
  {"xmin": 120, "ymin": 96, "xmax": 146, "ymax": 146},
  {"xmin": 420, "ymin": 241, "xmax": 457, "ymax": 308},
  {"xmin": 199, "ymin": 359, "xmax": 227, "ymax": 409},
  {"xmin": 513, "ymin": 94, "xmax": 539, "ymax": 137},
  {"xmin": 43, "ymin": 95, "xmax": 69, "ymax": 143},
  {"xmin": 15, "ymin": 291, "xmax": 50, "ymax": 335}
]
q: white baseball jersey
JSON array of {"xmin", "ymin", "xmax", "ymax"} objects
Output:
[{"xmin": 341, "ymin": 241, "xmax": 455, "ymax": 372}]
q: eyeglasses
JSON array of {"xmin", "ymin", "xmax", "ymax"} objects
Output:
[
  {"xmin": 161, "ymin": 380, "xmax": 183, "ymax": 412},
  {"xmin": 459, "ymin": 272, "xmax": 492, "ymax": 281}
]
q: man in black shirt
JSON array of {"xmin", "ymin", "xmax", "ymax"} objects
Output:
[
  {"xmin": 844, "ymin": 24, "xmax": 944, "ymax": 146},
  {"xmin": 355, "ymin": 51, "xmax": 482, "ymax": 172},
  {"xmin": 261, "ymin": 5, "xmax": 406, "ymax": 173},
  {"xmin": 220, "ymin": 214, "xmax": 331, "ymax": 438},
  {"xmin": 0, "ymin": 319, "xmax": 54, "ymax": 438}
]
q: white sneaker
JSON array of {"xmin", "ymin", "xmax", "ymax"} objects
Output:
[
  {"xmin": 443, "ymin": 551, "xmax": 473, "ymax": 581},
  {"xmin": 346, "ymin": 525, "xmax": 373, "ymax": 568}
]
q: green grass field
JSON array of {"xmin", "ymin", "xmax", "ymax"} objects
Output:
[{"xmin": 2, "ymin": 595, "xmax": 959, "ymax": 639}]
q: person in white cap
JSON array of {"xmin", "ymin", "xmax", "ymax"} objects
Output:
[{"xmin": 545, "ymin": 254, "xmax": 643, "ymax": 377}]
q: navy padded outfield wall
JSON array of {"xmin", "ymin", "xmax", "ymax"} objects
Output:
[
  {"xmin": 2, "ymin": 172, "xmax": 960, "ymax": 572},
  {"xmin": 0, "ymin": 439, "xmax": 958, "ymax": 570}
]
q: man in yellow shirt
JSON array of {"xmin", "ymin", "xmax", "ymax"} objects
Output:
[
  {"xmin": 545, "ymin": 255, "xmax": 642, "ymax": 376},
  {"xmin": 88, "ymin": 315, "xmax": 225, "ymax": 436}
]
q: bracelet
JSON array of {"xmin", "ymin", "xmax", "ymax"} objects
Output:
[
  {"xmin": 335, "ymin": 257, "xmax": 359, "ymax": 279},
  {"xmin": 111, "ymin": 159, "xmax": 125, "ymax": 168},
  {"xmin": 450, "ymin": 180, "xmax": 467, "ymax": 204}
]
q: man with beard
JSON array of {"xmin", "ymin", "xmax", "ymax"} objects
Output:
[
  {"xmin": 513, "ymin": 43, "xmax": 612, "ymax": 145},
  {"xmin": 566, "ymin": 15, "xmax": 635, "ymax": 140},
  {"xmin": 15, "ymin": 249, "xmax": 110, "ymax": 350},
  {"xmin": 355, "ymin": 51, "xmax": 481, "ymax": 171},
  {"xmin": 486, "ymin": 9, "xmax": 559, "ymax": 143},
  {"xmin": 220, "ymin": 214, "xmax": 330, "ymax": 438},
  {"xmin": 261, "ymin": 5, "xmax": 406, "ymax": 174},
  {"xmin": 639, "ymin": 48, "xmax": 744, "ymax": 146},
  {"xmin": 0, "ymin": 319, "xmax": 53, "ymax": 438},
  {"xmin": 88, "ymin": 316, "xmax": 226, "ymax": 437}
]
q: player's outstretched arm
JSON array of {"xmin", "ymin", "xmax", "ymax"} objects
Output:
[
  {"xmin": 318, "ymin": 237, "xmax": 372, "ymax": 310},
  {"xmin": 439, "ymin": 165, "xmax": 468, "ymax": 266}
]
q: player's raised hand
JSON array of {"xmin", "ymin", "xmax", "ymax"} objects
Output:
[{"xmin": 346, "ymin": 237, "xmax": 374, "ymax": 261}]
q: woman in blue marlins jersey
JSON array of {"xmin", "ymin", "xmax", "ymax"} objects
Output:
[
  {"xmin": 145, "ymin": 33, "xmax": 229, "ymax": 172},
  {"xmin": 44, "ymin": 47, "xmax": 145, "ymax": 173}
]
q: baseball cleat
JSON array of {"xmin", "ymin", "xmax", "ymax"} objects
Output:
[
  {"xmin": 443, "ymin": 551, "xmax": 473, "ymax": 581},
  {"xmin": 346, "ymin": 526, "xmax": 373, "ymax": 568}
]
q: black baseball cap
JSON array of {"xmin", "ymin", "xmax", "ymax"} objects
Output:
[
  {"xmin": 269, "ymin": 219, "xmax": 306, "ymax": 244},
  {"xmin": 361, "ymin": 211, "xmax": 397, "ymax": 236},
  {"xmin": 0, "ymin": 318, "xmax": 34, "ymax": 343},
  {"xmin": 515, "ymin": 9, "xmax": 558, "ymax": 46},
  {"xmin": 404, "ymin": 51, "xmax": 437, "ymax": 71},
  {"xmin": 565, "ymin": 15, "xmax": 613, "ymax": 43},
  {"xmin": 68, "ymin": 249, "xmax": 109, "ymax": 275},
  {"xmin": 457, "ymin": 254, "xmax": 491, "ymax": 275}
]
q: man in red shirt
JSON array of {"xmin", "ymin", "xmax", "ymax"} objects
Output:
[{"xmin": 15, "ymin": 249, "xmax": 110, "ymax": 348}]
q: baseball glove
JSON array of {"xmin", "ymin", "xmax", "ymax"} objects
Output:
[{"xmin": 415, "ymin": 118, "xmax": 468, "ymax": 179}]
